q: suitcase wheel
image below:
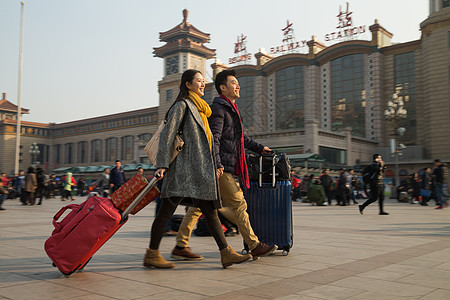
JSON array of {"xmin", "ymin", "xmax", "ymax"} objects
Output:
[
  {"xmin": 52, "ymin": 263, "xmax": 56, "ymax": 267},
  {"xmin": 241, "ymin": 249, "xmax": 249, "ymax": 255},
  {"xmin": 282, "ymin": 250, "xmax": 289, "ymax": 256}
]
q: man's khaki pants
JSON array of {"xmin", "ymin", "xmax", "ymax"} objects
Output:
[{"xmin": 176, "ymin": 172, "xmax": 260, "ymax": 250}]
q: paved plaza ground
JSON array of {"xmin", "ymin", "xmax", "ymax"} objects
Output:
[{"xmin": 1, "ymin": 195, "xmax": 450, "ymax": 300}]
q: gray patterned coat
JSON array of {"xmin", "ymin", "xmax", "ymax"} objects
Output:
[{"xmin": 156, "ymin": 98, "xmax": 221, "ymax": 207}]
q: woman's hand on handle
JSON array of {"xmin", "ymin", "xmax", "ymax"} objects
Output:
[
  {"xmin": 154, "ymin": 169, "xmax": 166, "ymax": 180},
  {"xmin": 217, "ymin": 168, "xmax": 224, "ymax": 178}
]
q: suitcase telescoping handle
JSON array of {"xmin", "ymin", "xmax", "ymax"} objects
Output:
[
  {"xmin": 121, "ymin": 173, "xmax": 160, "ymax": 221},
  {"xmin": 259, "ymin": 151, "xmax": 277, "ymax": 189}
]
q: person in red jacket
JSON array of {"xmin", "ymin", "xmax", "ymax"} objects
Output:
[{"xmin": 291, "ymin": 171, "xmax": 301, "ymax": 201}]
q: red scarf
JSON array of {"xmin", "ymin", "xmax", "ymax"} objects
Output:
[{"xmin": 220, "ymin": 94, "xmax": 249, "ymax": 189}]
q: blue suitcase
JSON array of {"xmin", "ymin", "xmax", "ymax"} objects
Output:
[{"xmin": 243, "ymin": 180, "xmax": 293, "ymax": 255}]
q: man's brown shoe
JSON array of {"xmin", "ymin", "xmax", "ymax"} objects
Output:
[
  {"xmin": 251, "ymin": 242, "xmax": 277, "ymax": 260},
  {"xmin": 171, "ymin": 247, "xmax": 204, "ymax": 261}
]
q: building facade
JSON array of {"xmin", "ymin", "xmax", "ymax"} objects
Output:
[{"xmin": 1, "ymin": 2, "xmax": 449, "ymax": 181}]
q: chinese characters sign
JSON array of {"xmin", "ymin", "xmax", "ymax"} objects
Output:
[
  {"xmin": 324, "ymin": 2, "xmax": 366, "ymax": 42},
  {"xmin": 229, "ymin": 34, "xmax": 252, "ymax": 64},
  {"xmin": 270, "ymin": 20, "xmax": 307, "ymax": 55}
]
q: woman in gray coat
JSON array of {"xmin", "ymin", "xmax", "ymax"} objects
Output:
[{"xmin": 144, "ymin": 69, "xmax": 251, "ymax": 269}]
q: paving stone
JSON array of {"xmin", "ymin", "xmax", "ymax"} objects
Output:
[
  {"xmin": 297, "ymin": 285, "xmax": 364, "ymax": 299},
  {"xmin": 420, "ymin": 289, "xmax": 450, "ymax": 300},
  {"xmin": 1, "ymin": 197, "xmax": 450, "ymax": 299},
  {"xmin": 331, "ymin": 276, "xmax": 435, "ymax": 297}
]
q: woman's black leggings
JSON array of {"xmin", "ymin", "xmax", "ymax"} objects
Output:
[{"xmin": 149, "ymin": 197, "xmax": 227, "ymax": 250}]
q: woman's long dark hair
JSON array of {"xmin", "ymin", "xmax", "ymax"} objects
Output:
[{"xmin": 165, "ymin": 69, "xmax": 201, "ymax": 120}]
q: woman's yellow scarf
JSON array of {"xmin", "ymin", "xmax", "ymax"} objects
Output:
[{"xmin": 188, "ymin": 90, "xmax": 212, "ymax": 149}]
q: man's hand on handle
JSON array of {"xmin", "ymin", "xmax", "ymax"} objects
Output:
[{"xmin": 262, "ymin": 146, "xmax": 272, "ymax": 154}]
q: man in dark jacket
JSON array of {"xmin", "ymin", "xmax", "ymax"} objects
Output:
[
  {"xmin": 359, "ymin": 154, "xmax": 389, "ymax": 215},
  {"xmin": 338, "ymin": 169, "xmax": 349, "ymax": 206},
  {"xmin": 109, "ymin": 160, "xmax": 126, "ymax": 193},
  {"xmin": 433, "ymin": 159, "xmax": 446, "ymax": 209},
  {"xmin": 319, "ymin": 169, "xmax": 333, "ymax": 205},
  {"xmin": 171, "ymin": 69, "xmax": 277, "ymax": 261}
]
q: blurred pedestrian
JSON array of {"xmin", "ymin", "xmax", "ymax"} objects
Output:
[
  {"xmin": 110, "ymin": 160, "xmax": 126, "ymax": 193},
  {"xmin": 433, "ymin": 159, "xmax": 446, "ymax": 209},
  {"xmin": 137, "ymin": 167, "xmax": 144, "ymax": 176},
  {"xmin": 13, "ymin": 170, "xmax": 25, "ymax": 201},
  {"xmin": 420, "ymin": 167, "xmax": 433, "ymax": 206},
  {"xmin": 307, "ymin": 179, "xmax": 326, "ymax": 206},
  {"xmin": 409, "ymin": 173, "xmax": 421, "ymax": 204},
  {"xmin": 339, "ymin": 169, "xmax": 349, "ymax": 206},
  {"xmin": 359, "ymin": 154, "xmax": 389, "ymax": 215},
  {"xmin": 92, "ymin": 168, "xmax": 110, "ymax": 197},
  {"xmin": 319, "ymin": 169, "xmax": 333, "ymax": 205},
  {"xmin": 24, "ymin": 167, "xmax": 37, "ymax": 205},
  {"xmin": 0, "ymin": 173, "xmax": 8, "ymax": 210},
  {"xmin": 291, "ymin": 171, "xmax": 301, "ymax": 202},
  {"xmin": 61, "ymin": 172, "xmax": 76, "ymax": 201},
  {"xmin": 35, "ymin": 168, "xmax": 46, "ymax": 205}
]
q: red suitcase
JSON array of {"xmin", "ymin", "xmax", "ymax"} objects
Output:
[{"xmin": 44, "ymin": 176, "xmax": 158, "ymax": 276}]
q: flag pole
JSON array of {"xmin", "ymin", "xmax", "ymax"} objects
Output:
[{"xmin": 14, "ymin": 2, "xmax": 25, "ymax": 175}]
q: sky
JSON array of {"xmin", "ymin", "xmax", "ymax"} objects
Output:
[{"xmin": 0, "ymin": 0, "xmax": 428, "ymax": 124}]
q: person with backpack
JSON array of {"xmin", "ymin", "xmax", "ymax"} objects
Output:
[{"xmin": 359, "ymin": 154, "xmax": 389, "ymax": 215}]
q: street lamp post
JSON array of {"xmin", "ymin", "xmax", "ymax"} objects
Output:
[
  {"xmin": 29, "ymin": 142, "xmax": 40, "ymax": 167},
  {"xmin": 384, "ymin": 92, "xmax": 407, "ymax": 198}
]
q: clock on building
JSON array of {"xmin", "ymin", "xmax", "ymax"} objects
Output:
[{"xmin": 166, "ymin": 56, "xmax": 179, "ymax": 75}]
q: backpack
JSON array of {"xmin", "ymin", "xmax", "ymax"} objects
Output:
[
  {"xmin": 275, "ymin": 153, "xmax": 291, "ymax": 181},
  {"xmin": 246, "ymin": 152, "xmax": 292, "ymax": 182},
  {"xmin": 362, "ymin": 165, "xmax": 374, "ymax": 184},
  {"xmin": 194, "ymin": 216, "xmax": 211, "ymax": 236}
]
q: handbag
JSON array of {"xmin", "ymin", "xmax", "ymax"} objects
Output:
[{"xmin": 145, "ymin": 101, "xmax": 187, "ymax": 166}]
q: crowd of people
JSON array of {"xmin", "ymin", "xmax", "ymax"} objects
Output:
[
  {"xmin": 291, "ymin": 168, "xmax": 366, "ymax": 207},
  {"xmin": 397, "ymin": 159, "xmax": 448, "ymax": 209},
  {"xmin": 0, "ymin": 167, "xmax": 92, "ymax": 209},
  {"xmin": 290, "ymin": 157, "xmax": 448, "ymax": 212}
]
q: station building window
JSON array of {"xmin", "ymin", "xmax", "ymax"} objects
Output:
[
  {"xmin": 91, "ymin": 139, "xmax": 102, "ymax": 163},
  {"xmin": 138, "ymin": 133, "xmax": 151, "ymax": 141},
  {"xmin": 275, "ymin": 66, "xmax": 305, "ymax": 130},
  {"xmin": 319, "ymin": 146, "xmax": 346, "ymax": 165},
  {"xmin": 121, "ymin": 135, "xmax": 134, "ymax": 161},
  {"xmin": 330, "ymin": 54, "xmax": 365, "ymax": 137},
  {"xmin": 54, "ymin": 144, "xmax": 61, "ymax": 164},
  {"xmin": 105, "ymin": 138, "xmax": 118, "ymax": 162},
  {"xmin": 236, "ymin": 76, "xmax": 254, "ymax": 129},
  {"xmin": 77, "ymin": 141, "xmax": 88, "ymax": 163},
  {"xmin": 394, "ymin": 52, "xmax": 416, "ymax": 145},
  {"xmin": 37, "ymin": 144, "xmax": 49, "ymax": 163},
  {"xmin": 64, "ymin": 143, "xmax": 74, "ymax": 164}
]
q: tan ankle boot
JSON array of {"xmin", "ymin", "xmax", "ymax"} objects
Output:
[
  {"xmin": 220, "ymin": 246, "xmax": 252, "ymax": 269},
  {"xmin": 143, "ymin": 248, "xmax": 175, "ymax": 269}
]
